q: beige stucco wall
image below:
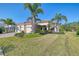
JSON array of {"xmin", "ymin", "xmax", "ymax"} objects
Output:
[
  {"xmin": 38, "ymin": 23, "xmax": 48, "ymax": 26},
  {"xmin": 16, "ymin": 25, "xmax": 25, "ymax": 33},
  {"xmin": 25, "ymin": 25, "xmax": 32, "ymax": 33},
  {"xmin": 16, "ymin": 24, "xmax": 32, "ymax": 33},
  {"xmin": 16, "ymin": 26, "xmax": 21, "ymax": 33},
  {"xmin": 20, "ymin": 25, "xmax": 25, "ymax": 31},
  {"xmin": 16, "ymin": 22, "xmax": 49, "ymax": 33}
]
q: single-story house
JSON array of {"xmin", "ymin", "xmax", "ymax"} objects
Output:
[
  {"xmin": 4, "ymin": 25, "xmax": 15, "ymax": 32},
  {"xmin": 0, "ymin": 21, "xmax": 15, "ymax": 33},
  {"xmin": 15, "ymin": 21, "xmax": 33, "ymax": 33},
  {"xmin": 15, "ymin": 20, "xmax": 59, "ymax": 33}
]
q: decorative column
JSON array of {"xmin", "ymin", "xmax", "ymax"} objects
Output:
[
  {"xmin": 54, "ymin": 26, "xmax": 57, "ymax": 32},
  {"xmin": 46, "ymin": 25, "xmax": 48, "ymax": 30}
]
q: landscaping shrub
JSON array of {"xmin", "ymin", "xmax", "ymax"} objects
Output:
[
  {"xmin": 25, "ymin": 33, "xmax": 41, "ymax": 38},
  {"xmin": 0, "ymin": 44, "xmax": 15, "ymax": 56},
  {"xmin": 0, "ymin": 27, "xmax": 5, "ymax": 34},
  {"xmin": 35, "ymin": 26, "xmax": 48, "ymax": 34},
  {"xmin": 35, "ymin": 27, "xmax": 41, "ymax": 33},
  {"xmin": 59, "ymin": 28, "xmax": 65, "ymax": 34},
  {"xmin": 36, "ymin": 29, "xmax": 47, "ymax": 35},
  {"xmin": 15, "ymin": 31, "xmax": 25, "ymax": 37},
  {"xmin": 76, "ymin": 30, "xmax": 79, "ymax": 35},
  {"xmin": 52, "ymin": 32, "xmax": 65, "ymax": 34},
  {"xmin": 0, "ymin": 28, "xmax": 2, "ymax": 33},
  {"xmin": 39, "ymin": 30, "xmax": 46, "ymax": 35},
  {"xmin": 47, "ymin": 30, "xmax": 52, "ymax": 33}
]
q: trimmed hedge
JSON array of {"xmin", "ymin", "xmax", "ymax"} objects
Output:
[
  {"xmin": 25, "ymin": 33, "xmax": 42, "ymax": 38},
  {"xmin": 0, "ymin": 27, "xmax": 5, "ymax": 34},
  {"xmin": 76, "ymin": 30, "xmax": 79, "ymax": 35},
  {"xmin": 15, "ymin": 31, "xmax": 25, "ymax": 37}
]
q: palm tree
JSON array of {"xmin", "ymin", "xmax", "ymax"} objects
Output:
[
  {"xmin": 27, "ymin": 16, "xmax": 41, "ymax": 22},
  {"xmin": 24, "ymin": 3, "xmax": 43, "ymax": 33},
  {"xmin": 0, "ymin": 18, "xmax": 15, "ymax": 32},
  {"xmin": 0, "ymin": 18, "xmax": 15, "ymax": 25},
  {"xmin": 51, "ymin": 13, "xmax": 67, "ymax": 32}
]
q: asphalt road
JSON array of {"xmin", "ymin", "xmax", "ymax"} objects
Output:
[{"xmin": 0, "ymin": 32, "xmax": 15, "ymax": 38}]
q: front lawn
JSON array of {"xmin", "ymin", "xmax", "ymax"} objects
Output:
[{"xmin": 0, "ymin": 32, "xmax": 79, "ymax": 56}]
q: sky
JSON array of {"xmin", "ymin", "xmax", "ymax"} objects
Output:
[{"xmin": 0, "ymin": 3, "xmax": 79, "ymax": 23}]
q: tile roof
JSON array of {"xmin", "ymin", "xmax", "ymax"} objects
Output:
[{"xmin": 16, "ymin": 21, "xmax": 32, "ymax": 25}]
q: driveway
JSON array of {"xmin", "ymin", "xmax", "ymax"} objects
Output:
[{"xmin": 0, "ymin": 32, "xmax": 15, "ymax": 38}]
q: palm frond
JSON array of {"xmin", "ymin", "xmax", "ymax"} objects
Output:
[
  {"xmin": 51, "ymin": 18, "xmax": 55, "ymax": 21},
  {"xmin": 24, "ymin": 3, "xmax": 33, "ymax": 13},
  {"xmin": 32, "ymin": 3, "xmax": 41, "ymax": 10},
  {"xmin": 35, "ymin": 18, "xmax": 41, "ymax": 22},
  {"xmin": 61, "ymin": 16, "xmax": 67, "ymax": 22},
  {"xmin": 51, "ymin": 13, "xmax": 67, "ymax": 24},
  {"xmin": 36, "ymin": 8, "xmax": 43, "ymax": 14},
  {"xmin": 27, "ymin": 17, "xmax": 32, "ymax": 21},
  {"xmin": 0, "ymin": 19, "xmax": 5, "ymax": 22}
]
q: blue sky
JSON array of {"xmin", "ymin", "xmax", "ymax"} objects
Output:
[{"xmin": 0, "ymin": 3, "xmax": 79, "ymax": 23}]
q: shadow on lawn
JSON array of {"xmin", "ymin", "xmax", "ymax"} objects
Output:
[
  {"xmin": 65, "ymin": 37, "xmax": 71, "ymax": 56},
  {"xmin": 0, "ymin": 44, "xmax": 15, "ymax": 56}
]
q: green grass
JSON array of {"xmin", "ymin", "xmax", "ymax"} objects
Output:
[
  {"xmin": 0, "ymin": 32, "xmax": 79, "ymax": 56},
  {"xmin": 24, "ymin": 33, "xmax": 42, "ymax": 38}
]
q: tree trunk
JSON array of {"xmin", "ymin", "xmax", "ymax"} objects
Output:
[
  {"xmin": 56, "ymin": 25, "xmax": 59, "ymax": 32},
  {"xmin": 54, "ymin": 23, "xmax": 59, "ymax": 32},
  {"xmin": 32, "ymin": 16, "xmax": 36, "ymax": 33}
]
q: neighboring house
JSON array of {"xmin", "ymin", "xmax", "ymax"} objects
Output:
[
  {"xmin": 0, "ymin": 21, "xmax": 15, "ymax": 33},
  {"xmin": 4, "ymin": 25, "xmax": 15, "ymax": 32},
  {"xmin": 0, "ymin": 21, "xmax": 5, "ymax": 27},
  {"xmin": 15, "ymin": 20, "xmax": 59, "ymax": 33},
  {"xmin": 50, "ymin": 22, "xmax": 60, "ymax": 32}
]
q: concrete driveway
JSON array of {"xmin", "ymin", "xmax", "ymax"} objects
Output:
[{"xmin": 0, "ymin": 32, "xmax": 15, "ymax": 38}]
